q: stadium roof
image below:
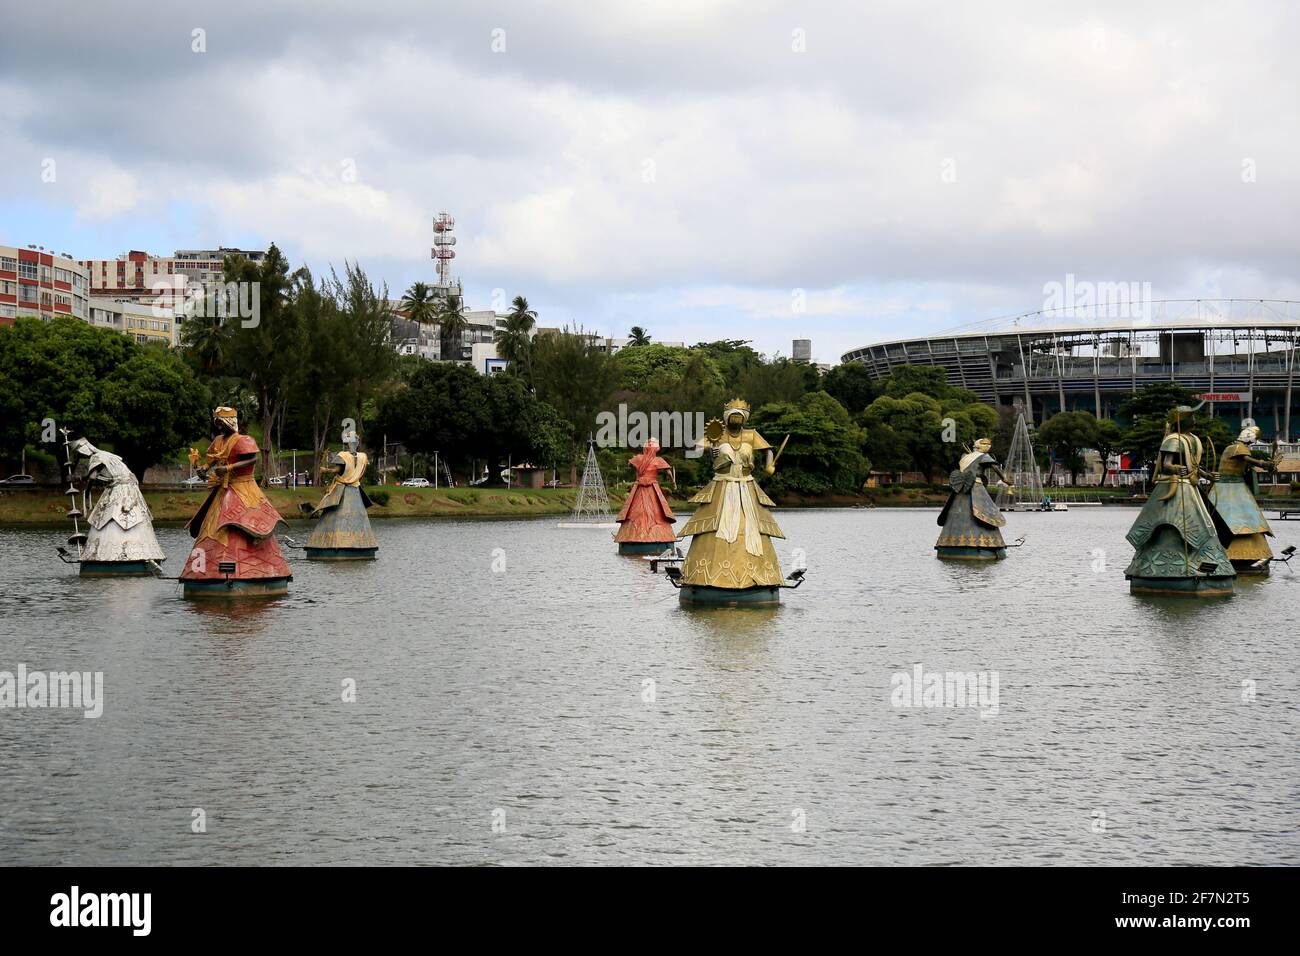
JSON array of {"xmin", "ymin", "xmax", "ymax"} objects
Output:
[{"xmin": 847, "ymin": 299, "xmax": 1300, "ymax": 354}]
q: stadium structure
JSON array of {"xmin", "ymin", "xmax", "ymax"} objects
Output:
[{"xmin": 841, "ymin": 299, "xmax": 1300, "ymax": 440}]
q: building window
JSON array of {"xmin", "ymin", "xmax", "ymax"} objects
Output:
[
  {"xmin": 0, "ymin": 257, "xmax": 15, "ymax": 272},
  {"xmin": 18, "ymin": 261, "xmax": 37, "ymax": 280}
]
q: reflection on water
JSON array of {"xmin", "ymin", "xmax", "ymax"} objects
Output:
[{"xmin": 0, "ymin": 509, "xmax": 1297, "ymax": 865}]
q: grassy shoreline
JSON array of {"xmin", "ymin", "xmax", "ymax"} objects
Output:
[{"xmin": 0, "ymin": 485, "xmax": 1154, "ymax": 527}]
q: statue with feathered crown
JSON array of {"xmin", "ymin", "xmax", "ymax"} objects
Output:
[
  {"xmin": 935, "ymin": 437, "xmax": 1012, "ymax": 559},
  {"xmin": 179, "ymin": 406, "xmax": 292, "ymax": 597},
  {"xmin": 673, "ymin": 398, "xmax": 791, "ymax": 605},
  {"xmin": 1208, "ymin": 422, "xmax": 1277, "ymax": 575},
  {"xmin": 305, "ymin": 440, "xmax": 378, "ymax": 560},
  {"xmin": 1124, "ymin": 408, "xmax": 1234, "ymax": 596}
]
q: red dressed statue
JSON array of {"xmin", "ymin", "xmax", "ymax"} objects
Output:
[
  {"xmin": 614, "ymin": 438, "xmax": 677, "ymax": 554},
  {"xmin": 180, "ymin": 406, "xmax": 292, "ymax": 597}
]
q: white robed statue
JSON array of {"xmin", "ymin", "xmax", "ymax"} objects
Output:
[{"xmin": 71, "ymin": 438, "xmax": 165, "ymax": 573}]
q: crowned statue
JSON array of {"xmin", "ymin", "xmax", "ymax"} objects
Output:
[
  {"xmin": 67, "ymin": 438, "xmax": 166, "ymax": 576},
  {"xmin": 675, "ymin": 398, "xmax": 789, "ymax": 605},
  {"xmin": 935, "ymin": 437, "xmax": 1011, "ymax": 559},
  {"xmin": 305, "ymin": 442, "xmax": 378, "ymax": 560},
  {"xmin": 614, "ymin": 437, "xmax": 677, "ymax": 554},
  {"xmin": 1124, "ymin": 410, "xmax": 1234, "ymax": 596},
  {"xmin": 179, "ymin": 406, "xmax": 292, "ymax": 597},
  {"xmin": 1207, "ymin": 422, "xmax": 1277, "ymax": 575}
]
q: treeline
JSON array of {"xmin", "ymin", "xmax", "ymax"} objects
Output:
[
  {"xmin": 0, "ymin": 242, "xmax": 1242, "ymax": 491},
  {"xmin": 1031, "ymin": 382, "xmax": 1240, "ymax": 484}
]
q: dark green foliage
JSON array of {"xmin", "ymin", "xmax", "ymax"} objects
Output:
[
  {"xmin": 0, "ymin": 316, "xmax": 209, "ymax": 478},
  {"xmin": 751, "ymin": 391, "xmax": 866, "ymax": 496}
]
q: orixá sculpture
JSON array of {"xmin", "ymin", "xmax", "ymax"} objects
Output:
[
  {"xmin": 614, "ymin": 437, "xmax": 677, "ymax": 554},
  {"xmin": 1124, "ymin": 409, "xmax": 1235, "ymax": 596},
  {"xmin": 180, "ymin": 406, "xmax": 292, "ymax": 597}
]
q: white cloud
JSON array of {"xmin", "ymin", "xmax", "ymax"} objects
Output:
[{"xmin": 1, "ymin": 0, "xmax": 1297, "ymax": 358}]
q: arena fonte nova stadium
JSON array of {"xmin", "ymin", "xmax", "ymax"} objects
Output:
[{"xmin": 841, "ymin": 299, "xmax": 1300, "ymax": 441}]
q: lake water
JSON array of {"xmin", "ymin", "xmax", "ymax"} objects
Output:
[{"xmin": 1, "ymin": 507, "xmax": 1296, "ymax": 865}]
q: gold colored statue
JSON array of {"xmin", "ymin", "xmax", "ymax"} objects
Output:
[{"xmin": 675, "ymin": 398, "xmax": 787, "ymax": 605}]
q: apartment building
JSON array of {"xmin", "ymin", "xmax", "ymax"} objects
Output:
[{"xmin": 0, "ymin": 244, "xmax": 90, "ymax": 326}]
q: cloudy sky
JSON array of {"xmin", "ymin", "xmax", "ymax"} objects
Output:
[{"xmin": 3, "ymin": 1, "xmax": 1298, "ymax": 361}]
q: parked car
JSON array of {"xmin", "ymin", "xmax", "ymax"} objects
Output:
[
  {"xmin": 0, "ymin": 474, "xmax": 35, "ymax": 484},
  {"xmin": 268, "ymin": 476, "xmax": 286, "ymax": 486},
  {"xmin": 401, "ymin": 477, "xmax": 431, "ymax": 488},
  {"xmin": 183, "ymin": 475, "xmax": 206, "ymax": 486}
]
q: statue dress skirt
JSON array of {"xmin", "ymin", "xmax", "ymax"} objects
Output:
[
  {"xmin": 935, "ymin": 466, "xmax": 1006, "ymax": 560},
  {"xmin": 614, "ymin": 472, "xmax": 676, "ymax": 553},
  {"xmin": 677, "ymin": 444, "xmax": 785, "ymax": 605},
  {"xmin": 306, "ymin": 480, "xmax": 378, "ymax": 560},
  {"xmin": 80, "ymin": 465, "xmax": 165, "ymax": 576},
  {"xmin": 181, "ymin": 436, "xmax": 291, "ymax": 596},
  {"xmin": 1124, "ymin": 477, "xmax": 1235, "ymax": 595},
  {"xmin": 1208, "ymin": 445, "xmax": 1274, "ymax": 573}
]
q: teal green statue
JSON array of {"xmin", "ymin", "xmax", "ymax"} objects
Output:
[
  {"xmin": 936, "ymin": 437, "xmax": 1011, "ymax": 560},
  {"xmin": 1125, "ymin": 411, "xmax": 1234, "ymax": 596},
  {"xmin": 305, "ymin": 449, "xmax": 378, "ymax": 560}
]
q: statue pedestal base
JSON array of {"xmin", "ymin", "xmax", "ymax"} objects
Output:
[
  {"xmin": 305, "ymin": 547, "xmax": 378, "ymax": 561},
  {"xmin": 936, "ymin": 546, "xmax": 1006, "ymax": 561},
  {"xmin": 182, "ymin": 577, "xmax": 290, "ymax": 599},
  {"xmin": 679, "ymin": 584, "xmax": 780, "ymax": 607},
  {"xmin": 80, "ymin": 560, "xmax": 154, "ymax": 577},
  {"xmin": 618, "ymin": 540, "xmax": 671, "ymax": 555},
  {"xmin": 1127, "ymin": 575, "xmax": 1234, "ymax": 597}
]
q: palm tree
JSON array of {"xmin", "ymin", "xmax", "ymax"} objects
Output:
[
  {"xmin": 494, "ymin": 295, "xmax": 537, "ymax": 374},
  {"xmin": 438, "ymin": 293, "xmax": 469, "ymax": 362},
  {"xmin": 400, "ymin": 281, "xmax": 438, "ymax": 326},
  {"xmin": 628, "ymin": 326, "xmax": 651, "ymax": 346},
  {"xmin": 507, "ymin": 295, "xmax": 537, "ymax": 331},
  {"xmin": 181, "ymin": 308, "xmax": 231, "ymax": 376}
]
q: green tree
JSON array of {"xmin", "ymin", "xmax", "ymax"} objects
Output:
[
  {"xmin": 738, "ymin": 356, "xmax": 819, "ymax": 408},
  {"xmin": 531, "ymin": 329, "xmax": 620, "ymax": 461},
  {"xmin": 494, "ymin": 295, "xmax": 537, "ymax": 381},
  {"xmin": 614, "ymin": 343, "xmax": 721, "ymax": 393},
  {"xmin": 438, "ymin": 292, "xmax": 469, "ymax": 362},
  {"xmin": 373, "ymin": 361, "xmax": 490, "ymax": 476},
  {"xmin": 399, "ymin": 281, "xmax": 438, "ymax": 326},
  {"xmin": 751, "ymin": 391, "xmax": 866, "ymax": 496},
  {"xmin": 1118, "ymin": 383, "xmax": 1197, "ymax": 473},
  {"xmin": 372, "ymin": 359, "xmax": 572, "ymax": 483},
  {"xmin": 220, "ymin": 244, "xmax": 304, "ymax": 482},
  {"xmin": 860, "ymin": 392, "xmax": 947, "ymax": 478},
  {"xmin": 880, "ymin": 365, "xmax": 965, "ymax": 401},
  {"xmin": 1116, "ymin": 382, "xmax": 1196, "ymax": 427},
  {"xmin": 300, "ymin": 262, "xmax": 396, "ymax": 465},
  {"xmin": 821, "ymin": 362, "xmax": 878, "ymax": 415},
  {"xmin": 0, "ymin": 316, "xmax": 208, "ymax": 479},
  {"xmin": 627, "ymin": 326, "xmax": 651, "ymax": 346},
  {"xmin": 1092, "ymin": 418, "xmax": 1124, "ymax": 485},
  {"xmin": 693, "ymin": 339, "xmax": 762, "ymax": 387},
  {"xmin": 1038, "ymin": 410, "xmax": 1098, "ymax": 484},
  {"xmin": 180, "ymin": 308, "xmax": 232, "ymax": 377}
]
